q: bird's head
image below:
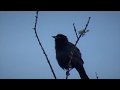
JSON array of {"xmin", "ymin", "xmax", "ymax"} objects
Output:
[
  {"xmin": 52, "ymin": 34, "xmax": 68, "ymax": 42},
  {"xmin": 52, "ymin": 34, "xmax": 69, "ymax": 47}
]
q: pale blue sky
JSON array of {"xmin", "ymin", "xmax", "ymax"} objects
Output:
[{"xmin": 0, "ymin": 11, "xmax": 120, "ymax": 79}]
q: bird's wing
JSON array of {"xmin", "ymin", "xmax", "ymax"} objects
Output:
[{"xmin": 68, "ymin": 42, "xmax": 84, "ymax": 64}]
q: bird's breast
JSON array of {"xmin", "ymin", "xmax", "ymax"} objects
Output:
[{"xmin": 55, "ymin": 48, "xmax": 71, "ymax": 69}]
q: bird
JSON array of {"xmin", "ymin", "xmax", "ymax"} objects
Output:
[{"xmin": 52, "ymin": 34, "xmax": 89, "ymax": 79}]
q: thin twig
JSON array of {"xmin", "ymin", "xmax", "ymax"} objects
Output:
[
  {"xmin": 33, "ymin": 11, "xmax": 57, "ymax": 79},
  {"xmin": 66, "ymin": 17, "xmax": 91, "ymax": 79},
  {"xmin": 95, "ymin": 72, "xmax": 98, "ymax": 79},
  {"xmin": 75, "ymin": 17, "xmax": 91, "ymax": 46},
  {"xmin": 73, "ymin": 23, "xmax": 79, "ymax": 39}
]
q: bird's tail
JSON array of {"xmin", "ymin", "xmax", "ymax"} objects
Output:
[
  {"xmin": 73, "ymin": 60, "xmax": 89, "ymax": 79},
  {"xmin": 75, "ymin": 65, "xmax": 89, "ymax": 79}
]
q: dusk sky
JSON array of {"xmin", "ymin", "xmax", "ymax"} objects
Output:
[{"xmin": 0, "ymin": 11, "xmax": 120, "ymax": 79}]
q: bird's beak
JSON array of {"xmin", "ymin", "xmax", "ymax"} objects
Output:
[{"xmin": 52, "ymin": 36, "xmax": 56, "ymax": 38}]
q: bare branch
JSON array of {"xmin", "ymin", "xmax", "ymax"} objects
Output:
[
  {"xmin": 73, "ymin": 23, "xmax": 79, "ymax": 39},
  {"xmin": 95, "ymin": 72, "xmax": 98, "ymax": 79},
  {"xmin": 33, "ymin": 11, "xmax": 57, "ymax": 79},
  {"xmin": 66, "ymin": 17, "xmax": 91, "ymax": 79},
  {"xmin": 75, "ymin": 17, "xmax": 91, "ymax": 46}
]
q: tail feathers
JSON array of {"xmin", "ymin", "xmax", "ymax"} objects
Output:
[
  {"xmin": 76, "ymin": 66, "xmax": 89, "ymax": 79},
  {"xmin": 71, "ymin": 58, "xmax": 89, "ymax": 79},
  {"xmin": 74, "ymin": 63, "xmax": 89, "ymax": 79}
]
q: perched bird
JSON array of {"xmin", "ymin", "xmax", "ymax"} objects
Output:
[{"xmin": 52, "ymin": 34, "xmax": 89, "ymax": 79}]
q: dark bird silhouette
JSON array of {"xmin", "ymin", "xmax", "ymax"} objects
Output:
[{"xmin": 52, "ymin": 34, "xmax": 89, "ymax": 79}]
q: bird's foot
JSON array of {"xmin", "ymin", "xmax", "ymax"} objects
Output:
[{"xmin": 66, "ymin": 70, "xmax": 70, "ymax": 76}]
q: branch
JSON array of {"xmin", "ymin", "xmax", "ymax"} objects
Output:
[
  {"xmin": 95, "ymin": 72, "xmax": 98, "ymax": 79},
  {"xmin": 73, "ymin": 23, "xmax": 79, "ymax": 39},
  {"xmin": 66, "ymin": 17, "xmax": 91, "ymax": 79},
  {"xmin": 75, "ymin": 17, "xmax": 91, "ymax": 46},
  {"xmin": 33, "ymin": 11, "xmax": 57, "ymax": 79}
]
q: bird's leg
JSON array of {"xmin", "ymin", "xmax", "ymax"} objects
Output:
[
  {"xmin": 66, "ymin": 68, "xmax": 73, "ymax": 76},
  {"xmin": 66, "ymin": 69, "xmax": 70, "ymax": 76}
]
